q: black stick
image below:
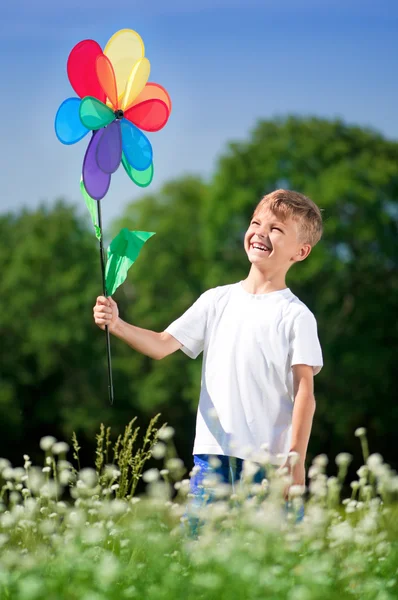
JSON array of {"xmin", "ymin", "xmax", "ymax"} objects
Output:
[{"xmin": 97, "ymin": 199, "xmax": 114, "ymax": 405}]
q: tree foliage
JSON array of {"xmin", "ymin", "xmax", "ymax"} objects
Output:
[{"xmin": 1, "ymin": 117, "xmax": 397, "ymax": 470}]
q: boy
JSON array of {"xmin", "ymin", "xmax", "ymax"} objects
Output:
[{"xmin": 93, "ymin": 189, "xmax": 323, "ymax": 504}]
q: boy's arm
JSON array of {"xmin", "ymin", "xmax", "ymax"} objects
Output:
[
  {"xmin": 93, "ymin": 296, "xmax": 182, "ymax": 360},
  {"xmin": 280, "ymin": 364, "xmax": 316, "ymax": 498},
  {"xmin": 113, "ymin": 320, "xmax": 182, "ymax": 360},
  {"xmin": 290, "ymin": 363, "xmax": 316, "ymax": 461}
]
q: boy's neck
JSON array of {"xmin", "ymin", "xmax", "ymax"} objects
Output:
[{"xmin": 242, "ymin": 266, "xmax": 288, "ymax": 295}]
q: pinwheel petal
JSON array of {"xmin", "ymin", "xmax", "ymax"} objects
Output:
[
  {"xmin": 96, "ymin": 55, "xmax": 119, "ymax": 109},
  {"xmin": 124, "ymin": 99, "xmax": 169, "ymax": 132},
  {"xmin": 121, "ymin": 119, "xmax": 152, "ymax": 171},
  {"xmin": 67, "ymin": 40, "xmax": 106, "ymax": 102},
  {"xmin": 96, "ymin": 121, "xmax": 122, "ymax": 174},
  {"xmin": 55, "ymin": 98, "xmax": 89, "ymax": 144},
  {"xmin": 79, "ymin": 97, "xmax": 115, "ymax": 130},
  {"xmin": 104, "ymin": 29, "xmax": 145, "ymax": 105},
  {"xmin": 83, "ymin": 131, "xmax": 111, "ymax": 200},
  {"xmin": 122, "ymin": 153, "xmax": 154, "ymax": 187},
  {"xmin": 121, "ymin": 58, "xmax": 150, "ymax": 111},
  {"xmin": 130, "ymin": 82, "xmax": 172, "ymax": 112}
]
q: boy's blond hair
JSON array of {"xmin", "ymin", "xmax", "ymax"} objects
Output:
[{"xmin": 253, "ymin": 189, "xmax": 323, "ymax": 247}]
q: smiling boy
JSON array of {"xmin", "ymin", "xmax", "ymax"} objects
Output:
[{"xmin": 93, "ymin": 189, "xmax": 323, "ymax": 501}]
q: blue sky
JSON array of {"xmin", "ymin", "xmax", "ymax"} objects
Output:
[{"xmin": 1, "ymin": 0, "xmax": 397, "ymax": 224}]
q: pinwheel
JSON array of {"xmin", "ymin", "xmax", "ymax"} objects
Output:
[
  {"xmin": 55, "ymin": 29, "xmax": 171, "ymax": 198},
  {"xmin": 55, "ymin": 29, "xmax": 171, "ymax": 404}
]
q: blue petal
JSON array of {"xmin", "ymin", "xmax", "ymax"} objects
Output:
[
  {"xmin": 55, "ymin": 98, "xmax": 89, "ymax": 145},
  {"xmin": 120, "ymin": 119, "xmax": 152, "ymax": 171}
]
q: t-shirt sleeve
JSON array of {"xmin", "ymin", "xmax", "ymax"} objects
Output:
[
  {"xmin": 164, "ymin": 290, "xmax": 213, "ymax": 359},
  {"xmin": 290, "ymin": 311, "xmax": 323, "ymax": 375}
]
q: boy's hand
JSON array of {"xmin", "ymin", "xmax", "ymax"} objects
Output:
[
  {"xmin": 279, "ymin": 458, "xmax": 306, "ymax": 501},
  {"xmin": 93, "ymin": 296, "xmax": 119, "ymax": 332}
]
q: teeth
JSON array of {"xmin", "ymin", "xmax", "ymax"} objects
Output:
[{"xmin": 252, "ymin": 244, "xmax": 269, "ymax": 251}]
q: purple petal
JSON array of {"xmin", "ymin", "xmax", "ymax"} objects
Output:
[
  {"xmin": 96, "ymin": 121, "xmax": 122, "ymax": 174},
  {"xmin": 83, "ymin": 131, "xmax": 111, "ymax": 200}
]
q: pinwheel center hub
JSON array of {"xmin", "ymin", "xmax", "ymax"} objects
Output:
[{"xmin": 114, "ymin": 109, "xmax": 124, "ymax": 120}]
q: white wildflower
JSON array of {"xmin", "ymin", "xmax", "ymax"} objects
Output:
[
  {"xmin": 78, "ymin": 468, "xmax": 98, "ymax": 488},
  {"xmin": 367, "ymin": 453, "xmax": 383, "ymax": 470},
  {"xmin": 288, "ymin": 451, "xmax": 300, "ymax": 466},
  {"xmin": 242, "ymin": 460, "xmax": 260, "ymax": 481},
  {"xmin": 357, "ymin": 466, "xmax": 368, "ymax": 478},
  {"xmin": 59, "ymin": 470, "xmax": 73, "ymax": 486},
  {"xmin": 165, "ymin": 458, "xmax": 185, "ymax": 474},
  {"xmin": 289, "ymin": 485, "xmax": 306, "ymax": 497},
  {"xmin": 335, "ymin": 453, "xmax": 352, "ymax": 467},
  {"xmin": 355, "ymin": 427, "xmax": 366, "ymax": 437},
  {"xmin": 151, "ymin": 442, "xmax": 166, "ymax": 459},
  {"xmin": 52, "ymin": 442, "xmax": 70, "ymax": 455},
  {"xmin": 58, "ymin": 460, "xmax": 73, "ymax": 471},
  {"xmin": 2, "ymin": 467, "xmax": 14, "ymax": 480},
  {"xmin": 95, "ymin": 552, "xmax": 120, "ymax": 587},
  {"xmin": 0, "ymin": 459, "xmax": 11, "ymax": 471},
  {"xmin": 157, "ymin": 426, "xmax": 175, "ymax": 441},
  {"xmin": 12, "ymin": 467, "xmax": 25, "ymax": 481},
  {"xmin": 42, "ymin": 466, "xmax": 51, "ymax": 474},
  {"xmin": 308, "ymin": 465, "xmax": 320, "ymax": 479},
  {"xmin": 142, "ymin": 468, "xmax": 160, "ymax": 483},
  {"xmin": 39, "ymin": 436, "xmax": 57, "ymax": 451}
]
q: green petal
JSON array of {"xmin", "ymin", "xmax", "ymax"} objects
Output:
[
  {"xmin": 105, "ymin": 228, "xmax": 155, "ymax": 296},
  {"xmin": 80, "ymin": 178, "xmax": 101, "ymax": 240},
  {"xmin": 79, "ymin": 97, "xmax": 115, "ymax": 130},
  {"xmin": 122, "ymin": 153, "xmax": 154, "ymax": 187}
]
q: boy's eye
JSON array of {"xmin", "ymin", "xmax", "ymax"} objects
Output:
[
  {"xmin": 251, "ymin": 220, "xmax": 260, "ymax": 225},
  {"xmin": 272, "ymin": 227, "xmax": 282, "ymax": 232}
]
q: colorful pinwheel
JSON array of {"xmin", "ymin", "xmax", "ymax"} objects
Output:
[
  {"xmin": 55, "ymin": 29, "xmax": 170, "ymax": 405},
  {"xmin": 55, "ymin": 29, "xmax": 172, "ymax": 199}
]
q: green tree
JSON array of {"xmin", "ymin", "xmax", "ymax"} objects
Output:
[{"xmin": 0, "ymin": 203, "xmax": 125, "ymax": 463}]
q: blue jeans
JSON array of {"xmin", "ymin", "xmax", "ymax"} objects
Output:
[{"xmin": 186, "ymin": 454, "xmax": 304, "ymax": 536}]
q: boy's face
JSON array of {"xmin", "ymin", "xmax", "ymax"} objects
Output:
[{"xmin": 244, "ymin": 208, "xmax": 311, "ymax": 270}]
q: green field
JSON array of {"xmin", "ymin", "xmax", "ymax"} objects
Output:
[{"xmin": 0, "ymin": 422, "xmax": 397, "ymax": 600}]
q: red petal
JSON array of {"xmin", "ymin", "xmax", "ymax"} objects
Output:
[
  {"xmin": 67, "ymin": 40, "xmax": 106, "ymax": 102},
  {"xmin": 124, "ymin": 99, "xmax": 169, "ymax": 132}
]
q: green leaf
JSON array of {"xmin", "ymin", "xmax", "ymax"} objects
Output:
[
  {"xmin": 122, "ymin": 153, "xmax": 154, "ymax": 188},
  {"xmin": 105, "ymin": 228, "xmax": 155, "ymax": 296},
  {"xmin": 80, "ymin": 178, "xmax": 101, "ymax": 240},
  {"xmin": 79, "ymin": 97, "xmax": 115, "ymax": 130}
]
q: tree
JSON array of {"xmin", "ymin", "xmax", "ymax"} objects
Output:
[{"xmin": 0, "ymin": 203, "xmax": 123, "ymax": 463}]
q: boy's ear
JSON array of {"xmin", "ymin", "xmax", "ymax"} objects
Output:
[{"xmin": 294, "ymin": 244, "xmax": 312, "ymax": 262}]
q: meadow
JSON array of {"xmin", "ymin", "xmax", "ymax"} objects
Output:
[{"xmin": 0, "ymin": 418, "xmax": 397, "ymax": 600}]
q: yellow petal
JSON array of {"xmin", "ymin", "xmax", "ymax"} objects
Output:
[
  {"xmin": 121, "ymin": 57, "xmax": 151, "ymax": 111},
  {"xmin": 104, "ymin": 29, "xmax": 145, "ymax": 102}
]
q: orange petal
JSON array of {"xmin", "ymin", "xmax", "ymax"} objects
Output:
[
  {"xmin": 130, "ymin": 82, "xmax": 172, "ymax": 112},
  {"xmin": 96, "ymin": 55, "xmax": 119, "ymax": 109},
  {"xmin": 124, "ymin": 99, "xmax": 169, "ymax": 132}
]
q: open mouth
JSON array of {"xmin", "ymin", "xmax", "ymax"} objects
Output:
[{"xmin": 250, "ymin": 242, "xmax": 271, "ymax": 253}]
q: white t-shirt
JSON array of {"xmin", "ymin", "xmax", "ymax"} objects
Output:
[{"xmin": 165, "ymin": 282, "xmax": 323, "ymax": 464}]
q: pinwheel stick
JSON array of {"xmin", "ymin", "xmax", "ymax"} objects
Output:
[{"xmin": 97, "ymin": 200, "xmax": 114, "ymax": 405}]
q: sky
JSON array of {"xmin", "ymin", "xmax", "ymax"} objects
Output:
[{"xmin": 1, "ymin": 0, "xmax": 397, "ymax": 225}]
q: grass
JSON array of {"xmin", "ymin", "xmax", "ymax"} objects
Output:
[{"xmin": 0, "ymin": 422, "xmax": 397, "ymax": 600}]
